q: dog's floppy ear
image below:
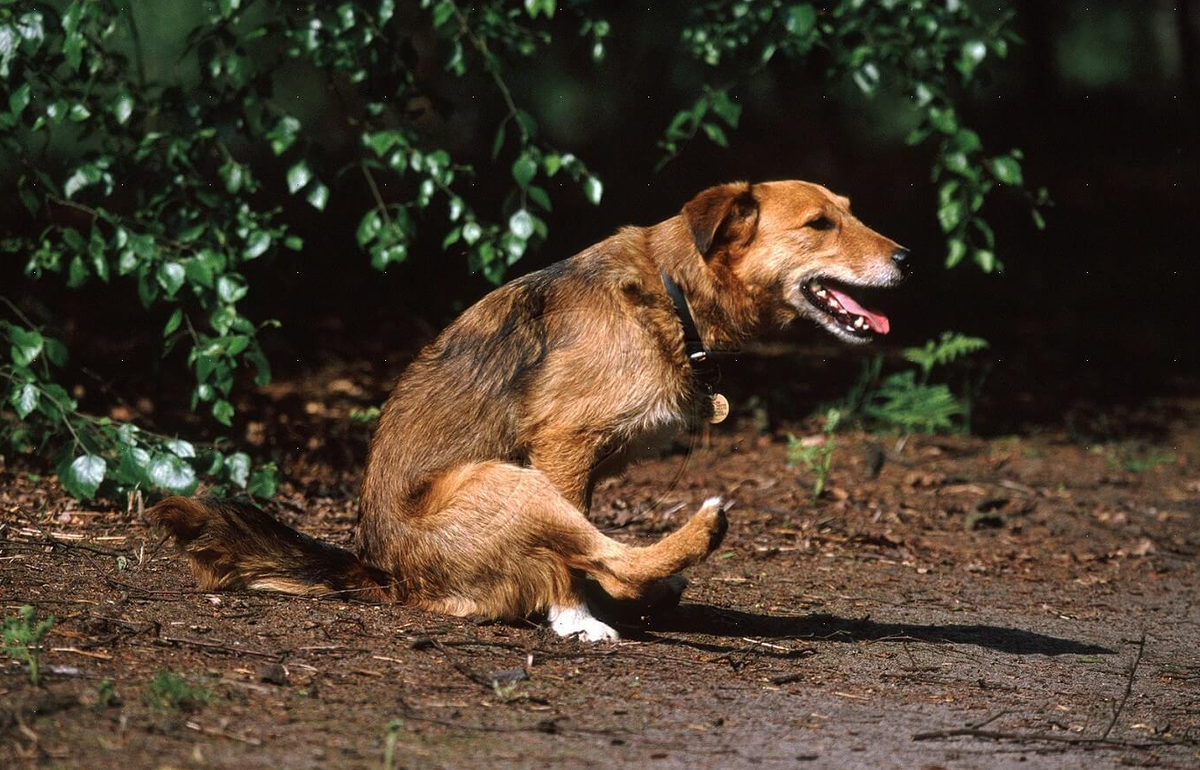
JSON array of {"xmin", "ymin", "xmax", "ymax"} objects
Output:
[{"xmin": 682, "ymin": 183, "xmax": 760, "ymax": 259}]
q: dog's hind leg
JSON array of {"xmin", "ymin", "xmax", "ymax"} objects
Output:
[{"xmin": 393, "ymin": 462, "xmax": 727, "ymax": 641}]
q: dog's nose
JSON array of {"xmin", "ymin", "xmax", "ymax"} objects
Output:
[{"xmin": 891, "ymin": 248, "xmax": 911, "ymax": 272}]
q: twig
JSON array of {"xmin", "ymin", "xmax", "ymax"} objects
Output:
[
  {"xmin": 410, "ymin": 635, "xmax": 493, "ymax": 690},
  {"xmin": 911, "ymin": 726, "xmax": 1192, "ymax": 750},
  {"xmin": 185, "ymin": 720, "xmax": 262, "ymax": 746},
  {"xmin": 1101, "ymin": 630, "xmax": 1146, "ymax": 741},
  {"xmin": 159, "ymin": 635, "xmax": 283, "ymax": 661}
]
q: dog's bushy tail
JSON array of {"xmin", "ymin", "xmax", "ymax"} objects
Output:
[{"xmin": 147, "ymin": 496, "xmax": 396, "ymax": 602}]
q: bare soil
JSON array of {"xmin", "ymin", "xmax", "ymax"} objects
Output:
[{"xmin": 3, "ymin": 352, "xmax": 1199, "ymax": 769}]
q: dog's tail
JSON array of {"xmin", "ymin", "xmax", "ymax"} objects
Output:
[{"xmin": 146, "ymin": 496, "xmax": 396, "ymax": 602}]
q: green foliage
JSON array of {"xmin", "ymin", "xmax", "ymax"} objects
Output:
[
  {"xmin": 142, "ymin": 669, "xmax": 212, "ymax": 713},
  {"xmin": 663, "ymin": 0, "xmax": 1047, "ymax": 271},
  {"xmin": 0, "ymin": 0, "xmax": 606, "ymax": 501},
  {"xmin": 2, "ymin": 312, "xmax": 278, "ymax": 501},
  {"xmin": 1105, "ymin": 444, "xmax": 1177, "ymax": 474},
  {"xmin": 2, "ymin": 605, "xmax": 55, "ymax": 686},
  {"xmin": 0, "ymin": 1, "xmax": 1036, "ymax": 503},
  {"xmin": 96, "ymin": 678, "xmax": 117, "ymax": 708},
  {"xmin": 349, "ymin": 405, "xmax": 382, "ymax": 423},
  {"xmin": 838, "ymin": 332, "xmax": 989, "ymax": 435},
  {"xmin": 786, "ymin": 408, "xmax": 840, "ymax": 500},
  {"xmin": 382, "ymin": 718, "xmax": 403, "ymax": 770}
]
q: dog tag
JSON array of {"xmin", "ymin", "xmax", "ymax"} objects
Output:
[{"xmin": 709, "ymin": 393, "xmax": 729, "ymax": 424}]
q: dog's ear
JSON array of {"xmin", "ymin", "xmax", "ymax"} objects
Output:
[{"xmin": 682, "ymin": 183, "xmax": 760, "ymax": 259}]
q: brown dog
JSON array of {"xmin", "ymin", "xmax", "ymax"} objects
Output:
[{"xmin": 148, "ymin": 180, "xmax": 907, "ymax": 641}]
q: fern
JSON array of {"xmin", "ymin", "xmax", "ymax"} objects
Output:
[
  {"xmin": 863, "ymin": 372, "xmax": 963, "ymax": 434},
  {"xmin": 902, "ymin": 332, "xmax": 989, "ymax": 381},
  {"xmin": 833, "ymin": 332, "xmax": 989, "ymax": 435}
]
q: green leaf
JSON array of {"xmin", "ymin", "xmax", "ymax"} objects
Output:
[
  {"xmin": 226, "ymin": 452, "xmax": 251, "ymax": 487},
  {"xmin": 975, "ymin": 249, "xmax": 996, "ymax": 272},
  {"xmin": 957, "ymin": 40, "xmax": 987, "ymax": 78},
  {"xmin": 701, "ymin": 122, "xmax": 728, "ymax": 147},
  {"xmin": 527, "ymin": 185, "xmax": 552, "ymax": 212},
  {"xmin": 709, "ymin": 90, "xmax": 741, "ymax": 127},
  {"xmin": 67, "ymin": 255, "xmax": 89, "ymax": 288},
  {"xmin": 62, "ymin": 455, "xmax": 106, "ymax": 501},
  {"xmin": 165, "ymin": 439, "xmax": 196, "ymax": 459},
  {"xmin": 244, "ymin": 231, "xmax": 271, "ymax": 259},
  {"xmin": 306, "ymin": 183, "xmax": 329, "ymax": 211},
  {"xmin": 946, "ymin": 238, "xmax": 967, "ymax": 268},
  {"xmin": 928, "ymin": 106, "xmax": 957, "ymax": 134},
  {"xmin": 937, "ymin": 200, "xmax": 964, "ymax": 233},
  {"xmin": 247, "ymin": 465, "xmax": 279, "ymax": 498},
  {"xmin": 157, "ymin": 262, "xmax": 185, "ymax": 297},
  {"xmin": 111, "ymin": 93, "xmax": 133, "ymax": 125},
  {"xmin": 147, "ymin": 453, "xmax": 198, "ymax": 495},
  {"xmin": 357, "ymin": 211, "xmax": 383, "ymax": 247},
  {"xmin": 286, "ymin": 161, "xmax": 312, "ymax": 194},
  {"xmin": 212, "ymin": 399, "xmax": 235, "ymax": 426},
  {"xmin": 10, "ymin": 382, "xmax": 38, "ymax": 419},
  {"xmin": 511, "ymin": 153, "xmax": 537, "ymax": 189},
  {"xmin": 163, "ymin": 308, "xmax": 183, "ymax": 338},
  {"xmin": 785, "ymin": 4, "xmax": 817, "ymax": 36},
  {"xmin": 217, "ymin": 274, "xmax": 248, "ymax": 304},
  {"xmin": 267, "ymin": 116, "xmax": 300, "ymax": 155},
  {"xmin": 508, "ymin": 209, "xmax": 534, "ymax": 240},
  {"xmin": 9, "ymin": 83, "xmax": 32, "ymax": 117},
  {"xmin": 462, "ymin": 221, "xmax": 482, "ymax": 245},
  {"xmin": 990, "ymin": 156, "xmax": 1024, "ymax": 186},
  {"xmin": 583, "ymin": 176, "xmax": 603, "ymax": 205},
  {"xmin": 9, "ymin": 327, "xmax": 43, "ymax": 367},
  {"xmin": 44, "ymin": 338, "xmax": 68, "ymax": 367},
  {"xmin": 852, "ymin": 63, "xmax": 880, "ymax": 96}
]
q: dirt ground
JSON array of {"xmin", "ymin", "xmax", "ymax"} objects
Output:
[{"xmin": 3, "ymin": 352, "xmax": 1199, "ymax": 770}]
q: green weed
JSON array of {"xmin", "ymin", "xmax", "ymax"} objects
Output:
[
  {"xmin": 787, "ymin": 409, "xmax": 841, "ymax": 500},
  {"xmin": 2, "ymin": 605, "xmax": 55, "ymax": 686},
  {"xmin": 836, "ymin": 332, "xmax": 989, "ymax": 435},
  {"xmin": 142, "ymin": 669, "xmax": 212, "ymax": 713}
]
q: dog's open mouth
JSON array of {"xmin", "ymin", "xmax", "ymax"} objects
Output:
[{"xmin": 801, "ymin": 279, "xmax": 891, "ymax": 338}]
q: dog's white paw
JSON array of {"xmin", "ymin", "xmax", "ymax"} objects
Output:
[
  {"xmin": 548, "ymin": 604, "xmax": 619, "ymax": 642},
  {"xmin": 701, "ymin": 495, "xmax": 724, "ymax": 511}
]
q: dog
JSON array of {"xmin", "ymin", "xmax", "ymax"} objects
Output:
[{"xmin": 148, "ymin": 180, "xmax": 907, "ymax": 641}]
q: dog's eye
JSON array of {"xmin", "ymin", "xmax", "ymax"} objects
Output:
[{"xmin": 805, "ymin": 216, "xmax": 836, "ymax": 231}]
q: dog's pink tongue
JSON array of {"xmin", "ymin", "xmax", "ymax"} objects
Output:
[{"xmin": 826, "ymin": 287, "xmax": 890, "ymax": 335}]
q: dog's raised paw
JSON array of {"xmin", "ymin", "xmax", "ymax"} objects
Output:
[{"xmin": 697, "ymin": 496, "xmax": 730, "ymax": 554}]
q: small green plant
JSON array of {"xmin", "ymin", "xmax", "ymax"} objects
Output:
[
  {"xmin": 97, "ymin": 678, "xmax": 117, "ymax": 708},
  {"xmin": 1106, "ymin": 444, "xmax": 1176, "ymax": 474},
  {"xmin": 787, "ymin": 408, "xmax": 841, "ymax": 500},
  {"xmin": 2, "ymin": 605, "xmax": 55, "ymax": 686},
  {"xmin": 382, "ymin": 719, "xmax": 402, "ymax": 770},
  {"xmin": 142, "ymin": 669, "xmax": 212, "ymax": 713},
  {"xmin": 349, "ymin": 405, "xmax": 382, "ymax": 423},
  {"xmin": 838, "ymin": 332, "xmax": 989, "ymax": 435}
]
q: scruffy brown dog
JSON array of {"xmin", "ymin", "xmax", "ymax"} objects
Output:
[{"xmin": 149, "ymin": 180, "xmax": 907, "ymax": 641}]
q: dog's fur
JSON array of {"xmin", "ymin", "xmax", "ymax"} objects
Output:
[{"xmin": 148, "ymin": 180, "xmax": 905, "ymax": 641}]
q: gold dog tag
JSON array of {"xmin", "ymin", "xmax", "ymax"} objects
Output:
[{"xmin": 709, "ymin": 393, "xmax": 729, "ymax": 424}]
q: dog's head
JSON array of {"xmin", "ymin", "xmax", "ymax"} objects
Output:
[{"xmin": 682, "ymin": 180, "xmax": 909, "ymax": 344}]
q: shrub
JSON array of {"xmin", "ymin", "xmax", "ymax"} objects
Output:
[{"xmin": 0, "ymin": 1, "xmax": 1039, "ymax": 501}]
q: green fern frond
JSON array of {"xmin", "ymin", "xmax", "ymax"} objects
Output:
[{"xmin": 902, "ymin": 332, "xmax": 989, "ymax": 377}]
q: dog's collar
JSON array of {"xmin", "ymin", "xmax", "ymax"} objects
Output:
[{"xmin": 659, "ymin": 270, "xmax": 719, "ymax": 392}]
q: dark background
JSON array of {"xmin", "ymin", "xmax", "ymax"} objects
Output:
[{"xmin": 6, "ymin": 0, "xmax": 1198, "ymax": 436}]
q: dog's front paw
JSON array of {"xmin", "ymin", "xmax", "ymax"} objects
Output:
[{"xmin": 548, "ymin": 604, "xmax": 620, "ymax": 642}]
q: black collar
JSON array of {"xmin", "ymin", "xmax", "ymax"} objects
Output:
[{"xmin": 660, "ymin": 270, "xmax": 720, "ymax": 392}]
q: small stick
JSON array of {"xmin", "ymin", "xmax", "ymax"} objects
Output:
[
  {"xmin": 1101, "ymin": 630, "xmax": 1146, "ymax": 741},
  {"xmin": 185, "ymin": 720, "xmax": 262, "ymax": 746},
  {"xmin": 159, "ymin": 634, "xmax": 282, "ymax": 661}
]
